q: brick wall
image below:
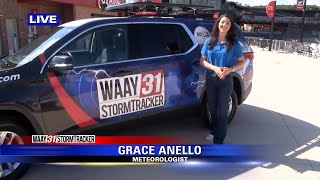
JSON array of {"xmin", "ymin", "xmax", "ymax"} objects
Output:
[
  {"xmin": 73, "ymin": 5, "xmax": 119, "ymax": 20},
  {"xmin": 0, "ymin": 0, "xmax": 70, "ymax": 55},
  {"xmin": 74, "ymin": 5, "xmax": 100, "ymax": 20}
]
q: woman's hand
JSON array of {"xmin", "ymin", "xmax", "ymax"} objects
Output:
[
  {"xmin": 221, "ymin": 67, "xmax": 232, "ymax": 77},
  {"xmin": 200, "ymin": 56, "xmax": 225, "ymax": 79},
  {"xmin": 213, "ymin": 66, "xmax": 225, "ymax": 79},
  {"xmin": 220, "ymin": 56, "xmax": 245, "ymax": 79}
]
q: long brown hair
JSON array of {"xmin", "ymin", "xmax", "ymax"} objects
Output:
[{"xmin": 208, "ymin": 14, "xmax": 237, "ymax": 51}]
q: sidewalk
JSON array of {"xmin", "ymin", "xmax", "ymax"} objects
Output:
[{"xmin": 224, "ymin": 46, "xmax": 320, "ymax": 179}]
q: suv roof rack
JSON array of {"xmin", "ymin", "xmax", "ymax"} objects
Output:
[{"xmin": 100, "ymin": 1, "xmax": 235, "ymax": 20}]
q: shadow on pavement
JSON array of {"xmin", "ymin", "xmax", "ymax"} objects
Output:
[{"xmin": 22, "ymin": 104, "xmax": 320, "ymax": 180}]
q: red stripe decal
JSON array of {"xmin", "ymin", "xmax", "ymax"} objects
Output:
[
  {"xmin": 39, "ymin": 54, "xmax": 97, "ymax": 128},
  {"xmin": 39, "ymin": 54, "xmax": 46, "ymax": 64},
  {"xmin": 47, "ymin": 72, "xmax": 97, "ymax": 128}
]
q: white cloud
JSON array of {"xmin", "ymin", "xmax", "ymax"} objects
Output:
[{"xmin": 307, "ymin": 0, "xmax": 320, "ymax": 6}]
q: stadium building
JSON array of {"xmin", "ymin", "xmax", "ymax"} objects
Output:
[
  {"xmin": 226, "ymin": 2, "xmax": 320, "ymax": 42},
  {"xmin": 0, "ymin": 0, "xmax": 318, "ymax": 56}
]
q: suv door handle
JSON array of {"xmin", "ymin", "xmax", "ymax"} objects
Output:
[{"xmin": 114, "ymin": 70, "xmax": 132, "ymax": 76}]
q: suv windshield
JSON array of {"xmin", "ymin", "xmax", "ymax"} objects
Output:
[{"xmin": 0, "ymin": 26, "xmax": 76, "ymax": 70}]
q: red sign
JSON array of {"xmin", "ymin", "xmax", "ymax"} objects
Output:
[
  {"xmin": 296, "ymin": 0, "xmax": 304, "ymax": 11},
  {"xmin": 97, "ymin": 0, "xmax": 121, "ymax": 8},
  {"xmin": 266, "ymin": 1, "xmax": 276, "ymax": 18},
  {"xmin": 213, "ymin": 12, "xmax": 220, "ymax": 19}
]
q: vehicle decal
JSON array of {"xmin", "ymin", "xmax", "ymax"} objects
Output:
[
  {"xmin": 0, "ymin": 74, "xmax": 20, "ymax": 83},
  {"xmin": 38, "ymin": 54, "xmax": 97, "ymax": 128},
  {"xmin": 39, "ymin": 54, "xmax": 46, "ymax": 64},
  {"xmin": 194, "ymin": 26, "xmax": 210, "ymax": 45},
  {"xmin": 96, "ymin": 70, "xmax": 165, "ymax": 119}
]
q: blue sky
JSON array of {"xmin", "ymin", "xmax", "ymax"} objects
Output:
[{"xmin": 230, "ymin": 0, "xmax": 320, "ymax": 6}]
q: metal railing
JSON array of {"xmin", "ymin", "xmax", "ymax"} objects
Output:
[
  {"xmin": 242, "ymin": 15, "xmax": 320, "ymax": 24},
  {"xmin": 246, "ymin": 36, "xmax": 320, "ymax": 59}
]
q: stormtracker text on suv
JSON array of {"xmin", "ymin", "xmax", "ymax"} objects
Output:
[{"xmin": 0, "ymin": 7, "xmax": 253, "ymax": 180}]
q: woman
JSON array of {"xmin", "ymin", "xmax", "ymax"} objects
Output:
[{"xmin": 200, "ymin": 14, "xmax": 245, "ymax": 144}]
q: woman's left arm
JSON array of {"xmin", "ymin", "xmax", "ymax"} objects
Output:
[
  {"xmin": 222, "ymin": 41, "xmax": 246, "ymax": 77},
  {"xmin": 221, "ymin": 56, "xmax": 245, "ymax": 76},
  {"xmin": 232, "ymin": 56, "xmax": 245, "ymax": 72}
]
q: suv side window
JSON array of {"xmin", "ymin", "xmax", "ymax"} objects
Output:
[
  {"xmin": 176, "ymin": 24, "xmax": 194, "ymax": 53},
  {"xmin": 57, "ymin": 25, "xmax": 129, "ymax": 67},
  {"xmin": 129, "ymin": 24, "xmax": 194, "ymax": 59},
  {"xmin": 62, "ymin": 33, "xmax": 92, "ymax": 52}
]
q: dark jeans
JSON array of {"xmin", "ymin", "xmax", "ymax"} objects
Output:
[{"xmin": 206, "ymin": 73, "xmax": 233, "ymax": 144}]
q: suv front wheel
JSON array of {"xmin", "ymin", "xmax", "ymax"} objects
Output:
[
  {"xmin": 202, "ymin": 90, "xmax": 238, "ymax": 128},
  {"xmin": 0, "ymin": 121, "xmax": 31, "ymax": 180}
]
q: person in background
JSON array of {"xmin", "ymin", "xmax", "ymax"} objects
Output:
[
  {"xmin": 165, "ymin": 42, "xmax": 179, "ymax": 55},
  {"xmin": 200, "ymin": 14, "xmax": 245, "ymax": 144}
]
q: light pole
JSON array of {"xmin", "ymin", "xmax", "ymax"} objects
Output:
[
  {"xmin": 269, "ymin": 6, "xmax": 276, "ymax": 51},
  {"xmin": 267, "ymin": 1, "xmax": 276, "ymax": 51},
  {"xmin": 300, "ymin": 0, "xmax": 307, "ymax": 43}
]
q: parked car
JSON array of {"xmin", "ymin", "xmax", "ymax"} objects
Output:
[{"xmin": 0, "ymin": 5, "xmax": 253, "ymax": 179}]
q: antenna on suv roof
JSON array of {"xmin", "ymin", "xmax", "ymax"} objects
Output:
[{"xmin": 99, "ymin": 1, "xmax": 235, "ymax": 20}]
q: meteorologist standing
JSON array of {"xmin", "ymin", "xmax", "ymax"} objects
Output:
[{"xmin": 200, "ymin": 14, "xmax": 245, "ymax": 144}]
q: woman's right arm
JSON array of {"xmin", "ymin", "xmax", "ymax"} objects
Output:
[
  {"xmin": 200, "ymin": 39, "xmax": 223, "ymax": 78},
  {"xmin": 200, "ymin": 55, "xmax": 218, "ymax": 72},
  {"xmin": 200, "ymin": 55, "xmax": 223, "ymax": 78}
]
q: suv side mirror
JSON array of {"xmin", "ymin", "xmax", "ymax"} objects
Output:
[{"xmin": 48, "ymin": 54, "xmax": 74, "ymax": 71}]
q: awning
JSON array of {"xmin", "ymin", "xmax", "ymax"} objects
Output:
[{"xmin": 18, "ymin": 0, "xmax": 124, "ymax": 9}]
